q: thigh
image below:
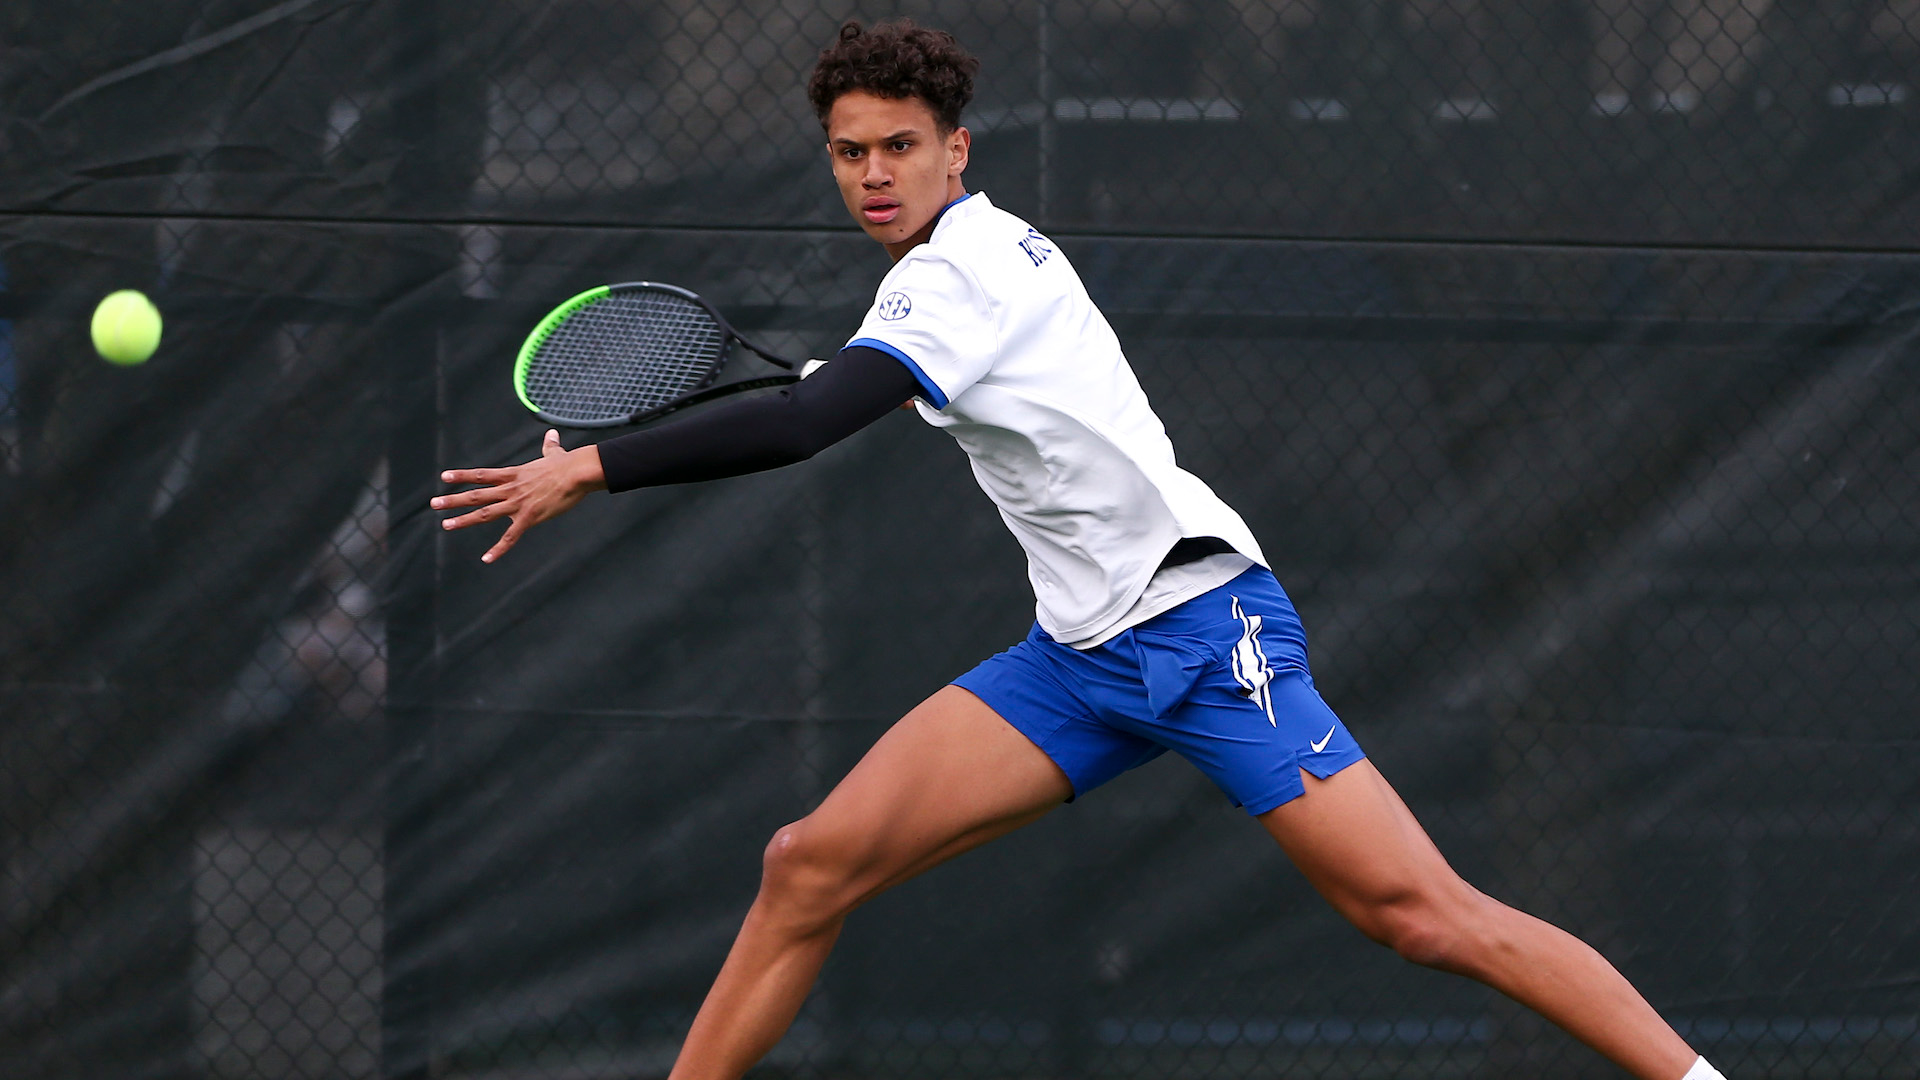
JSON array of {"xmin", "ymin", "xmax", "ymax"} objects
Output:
[
  {"xmin": 1255, "ymin": 758, "xmax": 1469, "ymax": 922},
  {"xmin": 793, "ymin": 684, "xmax": 1075, "ymax": 907},
  {"xmin": 955, "ymin": 631, "xmax": 1168, "ymax": 799}
]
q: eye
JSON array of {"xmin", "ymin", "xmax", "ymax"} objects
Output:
[
  {"xmin": 889, "ymin": 140, "xmax": 912, "ymax": 152},
  {"xmin": 840, "ymin": 147, "xmax": 863, "ymax": 160}
]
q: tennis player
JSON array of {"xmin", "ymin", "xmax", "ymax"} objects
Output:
[{"xmin": 434, "ymin": 20, "xmax": 1728, "ymax": 1080}]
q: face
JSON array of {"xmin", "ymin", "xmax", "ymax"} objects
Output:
[{"xmin": 825, "ymin": 90, "xmax": 970, "ymax": 260}]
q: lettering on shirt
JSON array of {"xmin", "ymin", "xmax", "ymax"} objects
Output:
[{"xmin": 1017, "ymin": 228, "xmax": 1054, "ymax": 267}]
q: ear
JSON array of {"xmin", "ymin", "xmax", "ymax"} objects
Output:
[{"xmin": 948, "ymin": 125, "xmax": 971, "ymax": 176}]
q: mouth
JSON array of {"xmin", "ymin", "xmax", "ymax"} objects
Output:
[{"xmin": 861, "ymin": 198, "xmax": 901, "ymax": 225}]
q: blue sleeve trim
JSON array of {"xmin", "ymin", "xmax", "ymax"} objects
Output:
[{"xmin": 847, "ymin": 337, "xmax": 950, "ymax": 409}]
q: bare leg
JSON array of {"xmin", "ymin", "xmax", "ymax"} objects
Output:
[
  {"xmin": 1259, "ymin": 759, "xmax": 1697, "ymax": 1080},
  {"xmin": 668, "ymin": 686, "xmax": 1073, "ymax": 1080}
]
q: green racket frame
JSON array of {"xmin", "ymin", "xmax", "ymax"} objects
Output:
[{"xmin": 512, "ymin": 281, "xmax": 803, "ymax": 428}]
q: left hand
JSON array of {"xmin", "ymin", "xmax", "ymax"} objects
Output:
[{"xmin": 432, "ymin": 429, "xmax": 605, "ymax": 563}]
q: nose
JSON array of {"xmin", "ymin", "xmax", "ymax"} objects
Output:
[{"xmin": 862, "ymin": 155, "xmax": 890, "ymax": 188}]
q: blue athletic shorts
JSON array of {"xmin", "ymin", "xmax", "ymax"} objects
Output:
[{"xmin": 953, "ymin": 566, "xmax": 1364, "ymax": 815}]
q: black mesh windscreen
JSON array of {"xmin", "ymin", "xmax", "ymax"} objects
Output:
[
  {"xmin": 3, "ymin": 4, "xmax": 1918, "ymax": 1080},
  {"xmin": 4, "ymin": 1, "xmax": 1918, "ymax": 245}
]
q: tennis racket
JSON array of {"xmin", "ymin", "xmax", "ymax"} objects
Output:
[{"xmin": 512, "ymin": 281, "xmax": 823, "ymax": 428}]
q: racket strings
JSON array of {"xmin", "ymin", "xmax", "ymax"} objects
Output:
[{"xmin": 524, "ymin": 291, "xmax": 728, "ymax": 423}]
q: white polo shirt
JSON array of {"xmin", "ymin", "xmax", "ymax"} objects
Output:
[{"xmin": 847, "ymin": 192, "xmax": 1264, "ymax": 647}]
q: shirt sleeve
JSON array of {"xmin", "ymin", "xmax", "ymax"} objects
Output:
[{"xmin": 845, "ymin": 251, "xmax": 996, "ymax": 409}]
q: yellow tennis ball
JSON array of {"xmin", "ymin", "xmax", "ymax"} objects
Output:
[{"xmin": 91, "ymin": 290, "xmax": 163, "ymax": 366}]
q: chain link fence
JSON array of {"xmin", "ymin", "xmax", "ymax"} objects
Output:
[{"xmin": 3, "ymin": 2, "xmax": 1918, "ymax": 1079}]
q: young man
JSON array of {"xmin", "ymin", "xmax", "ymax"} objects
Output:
[{"xmin": 433, "ymin": 20, "xmax": 1727, "ymax": 1080}]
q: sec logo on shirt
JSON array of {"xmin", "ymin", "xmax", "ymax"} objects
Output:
[{"xmin": 878, "ymin": 292, "xmax": 912, "ymax": 320}]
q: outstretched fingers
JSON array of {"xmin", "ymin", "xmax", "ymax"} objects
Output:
[
  {"xmin": 430, "ymin": 432, "xmax": 598, "ymax": 564},
  {"xmin": 442, "ymin": 501, "xmax": 512, "ymax": 532},
  {"xmin": 432, "ymin": 474, "xmax": 519, "ymax": 534},
  {"xmin": 483, "ymin": 518, "xmax": 530, "ymax": 563},
  {"xmin": 432, "ymin": 486, "xmax": 509, "ymax": 511},
  {"xmin": 440, "ymin": 467, "xmax": 511, "ymax": 485}
]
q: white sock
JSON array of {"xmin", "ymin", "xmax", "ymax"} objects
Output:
[{"xmin": 1681, "ymin": 1057, "xmax": 1726, "ymax": 1080}]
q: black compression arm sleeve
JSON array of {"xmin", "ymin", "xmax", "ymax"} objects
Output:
[{"xmin": 594, "ymin": 345, "xmax": 924, "ymax": 493}]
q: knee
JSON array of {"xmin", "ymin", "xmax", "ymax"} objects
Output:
[
  {"xmin": 1376, "ymin": 904, "xmax": 1464, "ymax": 970},
  {"xmin": 758, "ymin": 818, "xmax": 861, "ymax": 927},
  {"xmin": 1360, "ymin": 887, "xmax": 1492, "ymax": 973}
]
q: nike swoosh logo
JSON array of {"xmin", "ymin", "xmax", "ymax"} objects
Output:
[{"xmin": 1310, "ymin": 725, "xmax": 1336, "ymax": 753}]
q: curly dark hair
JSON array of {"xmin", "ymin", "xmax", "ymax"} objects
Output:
[{"xmin": 807, "ymin": 19, "xmax": 978, "ymax": 132}]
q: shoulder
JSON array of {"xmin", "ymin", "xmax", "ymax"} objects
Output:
[
  {"xmin": 933, "ymin": 196, "xmax": 1042, "ymax": 261},
  {"xmin": 878, "ymin": 245, "xmax": 992, "ymax": 316},
  {"xmin": 910, "ymin": 196, "xmax": 1059, "ymax": 301}
]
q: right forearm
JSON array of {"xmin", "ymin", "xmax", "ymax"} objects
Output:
[
  {"xmin": 595, "ymin": 394, "xmax": 825, "ymax": 492},
  {"xmin": 595, "ymin": 345, "xmax": 921, "ymax": 493}
]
